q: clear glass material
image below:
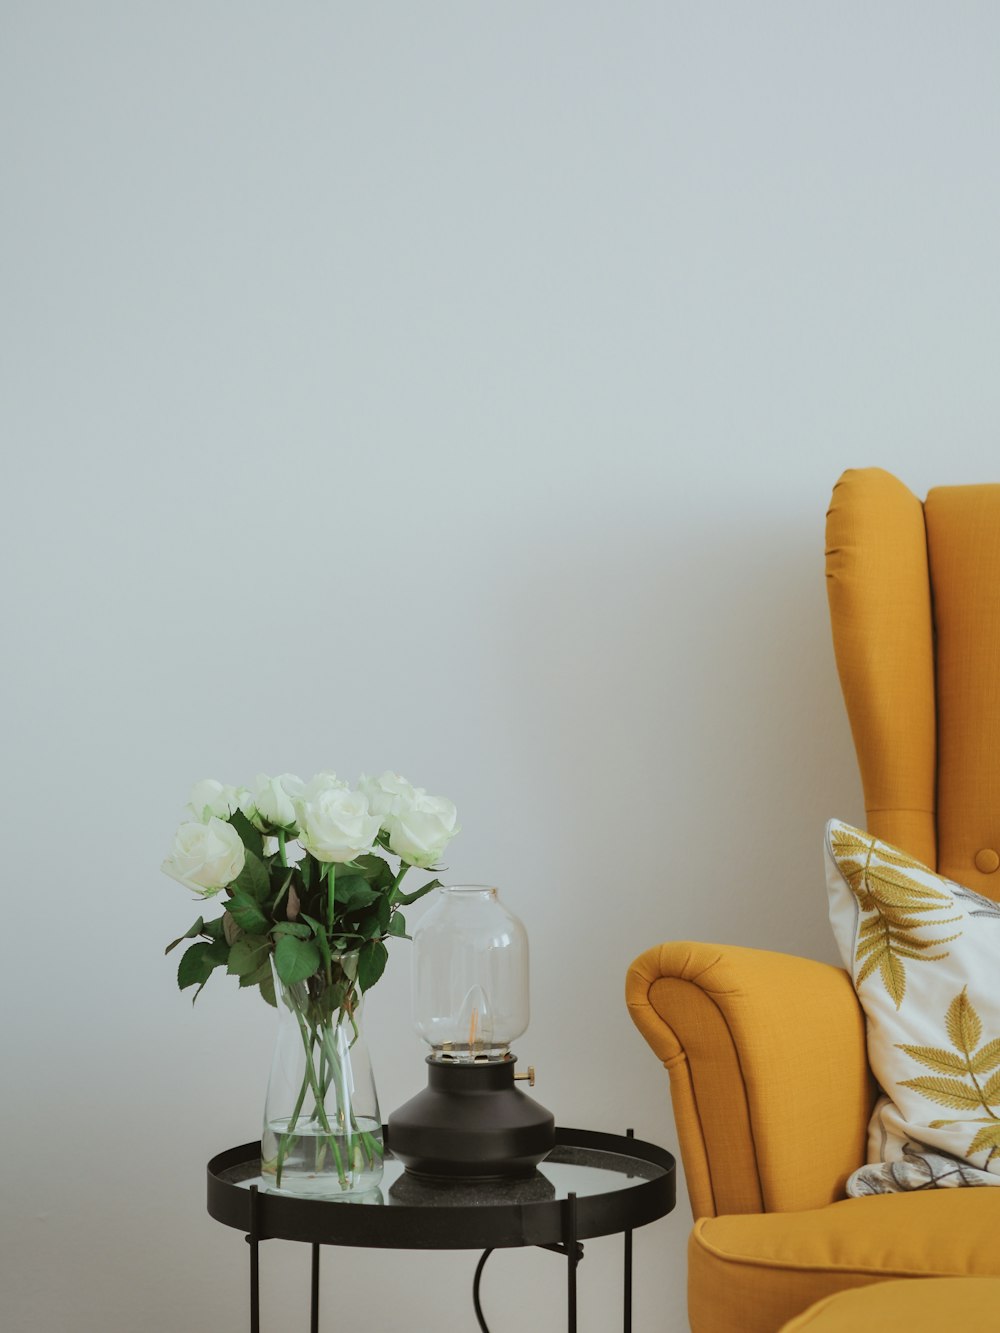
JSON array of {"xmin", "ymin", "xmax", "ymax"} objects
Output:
[
  {"xmin": 225, "ymin": 1141, "xmax": 671, "ymax": 1206},
  {"xmin": 261, "ymin": 953, "xmax": 384, "ymax": 1197},
  {"xmin": 412, "ymin": 886, "xmax": 529, "ymax": 1062}
]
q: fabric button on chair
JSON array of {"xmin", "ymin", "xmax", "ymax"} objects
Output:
[{"xmin": 973, "ymin": 848, "xmax": 999, "ymax": 873}]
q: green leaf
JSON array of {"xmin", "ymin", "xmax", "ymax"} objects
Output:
[
  {"xmin": 333, "ymin": 876, "xmax": 381, "ymax": 912},
  {"xmin": 273, "ymin": 934, "xmax": 321, "ymax": 986},
  {"xmin": 238, "ymin": 959, "xmax": 272, "ymax": 989},
  {"xmin": 271, "ymin": 921, "xmax": 311, "ymax": 939},
  {"xmin": 393, "ymin": 877, "xmax": 441, "ymax": 907},
  {"xmin": 165, "ymin": 917, "xmax": 204, "ymax": 955},
  {"xmin": 227, "ymin": 891, "xmax": 270, "ymax": 934},
  {"xmin": 257, "ymin": 968, "xmax": 277, "ymax": 1007},
  {"xmin": 300, "ymin": 915, "xmax": 332, "ymax": 967},
  {"xmin": 177, "ymin": 938, "xmax": 230, "ymax": 997},
  {"xmin": 227, "ymin": 937, "xmax": 270, "ymax": 978},
  {"xmin": 233, "ymin": 849, "xmax": 270, "ymax": 903},
  {"xmin": 345, "ymin": 856, "xmax": 376, "ymax": 879},
  {"xmin": 354, "ymin": 909, "xmax": 383, "ymax": 941},
  {"xmin": 228, "ymin": 809, "xmax": 263, "ymax": 859},
  {"xmin": 357, "ymin": 940, "xmax": 388, "ymax": 992},
  {"xmin": 388, "ymin": 911, "xmax": 408, "ymax": 938},
  {"xmin": 202, "ymin": 916, "xmax": 227, "ymax": 942},
  {"xmin": 354, "ymin": 853, "xmax": 393, "ymax": 884}
]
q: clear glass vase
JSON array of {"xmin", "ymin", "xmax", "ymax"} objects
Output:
[{"xmin": 261, "ymin": 951, "xmax": 383, "ymax": 1197}]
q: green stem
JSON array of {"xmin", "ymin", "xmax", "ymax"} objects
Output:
[
  {"xmin": 362, "ymin": 1129, "xmax": 385, "ymax": 1163},
  {"xmin": 275, "ymin": 1036, "xmax": 311, "ymax": 1187},
  {"xmin": 389, "ymin": 863, "xmax": 410, "ymax": 903},
  {"xmin": 316, "ymin": 1041, "xmax": 330, "ymax": 1173},
  {"xmin": 293, "ymin": 1006, "xmax": 348, "ymax": 1187},
  {"xmin": 319, "ymin": 1002, "xmax": 384, "ymax": 1172},
  {"xmin": 327, "ymin": 862, "xmax": 336, "ymax": 933},
  {"xmin": 278, "ymin": 829, "xmax": 288, "ymax": 867},
  {"xmin": 321, "ymin": 1017, "xmax": 356, "ymax": 1154},
  {"xmin": 272, "ymin": 983, "xmax": 379, "ymax": 1192}
]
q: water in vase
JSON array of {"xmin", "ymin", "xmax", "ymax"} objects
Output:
[{"xmin": 262, "ymin": 1115, "xmax": 385, "ymax": 1196}]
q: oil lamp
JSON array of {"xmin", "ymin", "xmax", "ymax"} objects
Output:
[{"xmin": 387, "ymin": 886, "xmax": 554, "ymax": 1179}]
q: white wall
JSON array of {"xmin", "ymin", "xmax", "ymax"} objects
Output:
[{"xmin": 4, "ymin": 4, "xmax": 1000, "ymax": 1330}]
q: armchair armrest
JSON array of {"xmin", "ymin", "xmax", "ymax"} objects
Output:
[{"xmin": 626, "ymin": 942, "xmax": 874, "ymax": 1220}]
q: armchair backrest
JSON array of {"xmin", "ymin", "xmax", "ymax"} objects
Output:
[{"xmin": 826, "ymin": 467, "xmax": 1000, "ymax": 901}]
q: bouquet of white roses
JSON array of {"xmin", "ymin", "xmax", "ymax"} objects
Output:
[
  {"xmin": 163, "ymin": 770, "xmax": 459, "ymax": 1004},
  {"xmin": 162, "ymin": 770, "xmax": 459, "ymax": 1194}
]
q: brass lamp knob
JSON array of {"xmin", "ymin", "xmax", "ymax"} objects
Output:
[{"xmin": 514, "ymin": 1066, "xmax": 536, "ymax": 1087}]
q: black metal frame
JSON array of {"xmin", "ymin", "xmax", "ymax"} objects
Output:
[{"xmin": 209, "ymin": 1125, "xmax": 675, "ymax": 1333}]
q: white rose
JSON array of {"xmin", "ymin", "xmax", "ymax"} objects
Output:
[
  {"xmin": 357, "ymin": 771, "xmax": 421, "ymax": 826},
  {"xmin": 162, "ymin": 817, "xmax": 246, "ymax": 896},
  {"xmin": 186, "ymin": 779, "xmax": 242, "ymax": 823},
  {"xmin": 246, "ymin": 772, "xmax": 303, "ymax": 831},
  {"xmin": 295, "ymin": 782, "xmax": 380, "ymax": 864},
  {"xmin": 386, "ymin": 792, "xmax": 460, "ymax": 868},
  {"xmin": 300, "ymin": 771, "xmax": 349, "ymax": 797}
]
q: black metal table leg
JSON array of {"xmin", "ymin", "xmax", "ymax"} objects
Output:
[
  {"xmin": 311, "ymin": 1244, "xmax": 320, "ymax": 1333},
  {"xmin": 624, "ymin": 1127, "xmax": 634, "ymax": 1332},
  {"xmin": 247, "ymin": 1185, "xmax": 260, "ymax": 1333},
  {"xmin": 624, "ymin": 1228, "xmax": 633, "ymax": 1332},
  {"xmin": 566, "ymin": 1191, "xmax": 578, "ymax": 1333},
  {"xmin": 208, "ymin": 1128, "xmax": 675, "ymax": 1333}
]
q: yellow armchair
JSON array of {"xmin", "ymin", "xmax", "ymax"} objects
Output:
[
  {"xmin": 627, "ymin": 469, "xmax": 1000, "ymax": 1332},
  {"xmin": 625, "ymin": 943, "xmax": 871, "ymax": 1222}
]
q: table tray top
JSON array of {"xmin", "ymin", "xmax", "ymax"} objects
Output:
[{"xmin": 207, "ymin": 1126, "xmax": 676, "ymax": 1250}]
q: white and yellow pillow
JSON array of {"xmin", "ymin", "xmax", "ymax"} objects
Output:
[{"xmin": 825, "ymin": 819, "xmax": 1000, "ymax": 1193}]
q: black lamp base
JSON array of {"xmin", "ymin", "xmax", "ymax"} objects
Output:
[{"xmin": 387, "ymin": 1055, "xmax": 555, "ymax": 1180}]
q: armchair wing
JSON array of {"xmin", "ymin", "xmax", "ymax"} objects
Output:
[{"xmin": 626, "ymin": 942, "xmax": 874, "ymax": 1220}]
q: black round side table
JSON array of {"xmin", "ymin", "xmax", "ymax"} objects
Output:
[{"xmin": 207, "ymin": 1125, "xmax": 676, "ymax": 1333}]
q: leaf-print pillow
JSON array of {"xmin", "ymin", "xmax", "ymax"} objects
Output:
[{"xmin": 825, "ymin": 819, "xmax": 1000, "ymax": 1189}]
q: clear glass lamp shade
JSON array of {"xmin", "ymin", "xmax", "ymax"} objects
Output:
[{"xmin": 412, "ymin": 886, "xmax": 529, "ymax": 1062}]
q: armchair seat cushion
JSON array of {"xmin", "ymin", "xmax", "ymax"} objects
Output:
[
  {"xmin": 779, "ymin": 1278, "xmax": 1000, "ymax": 1331},
  {"xmin": 689, "ymin": 1189, "xmax": 1000, "ymax": 1333}
]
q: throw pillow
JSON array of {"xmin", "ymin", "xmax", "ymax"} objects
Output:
[{"xmin": 825, "ymin": 818, "xmax": 1000, "ymax": 1194}]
